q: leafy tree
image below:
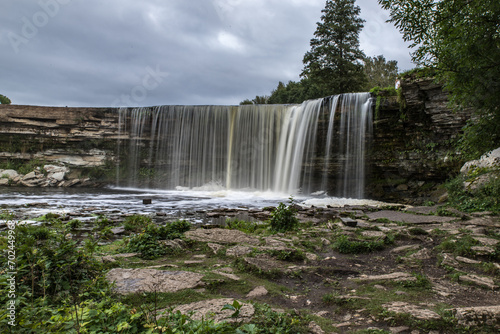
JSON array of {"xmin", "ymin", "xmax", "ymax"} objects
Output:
[
  {"xmin": 301, "ymin": 0, "xmax": 366, "ymax": 95},
  {"xmin": 267, "ymin": 78, "xmax": 324, "ymax": 104},
  {"xmin": 0, "ymin": 94, "xmax": 11, "ymax": 104},
  {"xmin": 363, "ymin": 55, "xmax": 398, "ymax": 90},
  {"xmin": 379, "ymin": 0, "xmax": 500, "ymax": 158}
]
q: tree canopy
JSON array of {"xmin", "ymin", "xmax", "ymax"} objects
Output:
[
  {"xmin": 379, "ymin": 0, "xmax": 500, "ymax": 157},
  {"xmin": 363, "ymin": 55, "xmax": 398, "ymax": 91},
  {"xmin": 0, "ymin": 94, "xmax": 11, "ymax": 105}
]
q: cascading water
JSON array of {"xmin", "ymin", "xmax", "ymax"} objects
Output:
[{"xmin": 116, "ymin": 93, "xmax": 372, "ymax": 198}]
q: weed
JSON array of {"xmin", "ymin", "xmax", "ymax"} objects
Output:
[
  {"xmin": 270, "ymin": 197, "xmax": 299, "ymax": 233},
  {"xmin": 333, "ymin": 234, "xmax": 392, "ymax": 254}
]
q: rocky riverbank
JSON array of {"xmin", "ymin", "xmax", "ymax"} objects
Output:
[
  {"xmin": 1, "ymin": 199, "xmax": 498, "ymax": 333},
  {"xmin": 0, "ymin": 164, "xmax": 101, "ymax": 188}
]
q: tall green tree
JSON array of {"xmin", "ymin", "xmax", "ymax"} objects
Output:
[
  {"xmin": 301, "ymin": 0, "xmax": 366, "ymax": 95},
  {"xmin": 363, "ymin": 55, "xmax": 398, "ymax": 90},
  {"xmin": 379, "ymin": 0, "xmax": 500, "ymax": 158}
]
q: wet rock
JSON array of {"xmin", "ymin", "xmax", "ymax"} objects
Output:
[
  {"xmin": 185, "ymin": 228, "xmax": 259, "ymax": 245},
  {"xmin": 167, "ymin": 298, "xmax": 254, "ymax": 323},
  {"xmin": 106, "ymin": 268, "xmax": 204, "ymax": 294}
]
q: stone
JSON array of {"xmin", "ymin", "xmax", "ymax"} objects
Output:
[
  {"xmin": 367, "ymin": 211, "xmax": 457, "ymax": 224},
  {"xmin": 166, "ymin": 298, "xmax": 255, "ymax": 323},
  {"xmin": 110, "ymin": 226, "xmax": 126, "ymax": 235},
  {"xmin": 246, "ymin": 286, "xmax": 268, "ymax": 298},
  {"xmin": 474, "ymin": 237, "xmax": 499, "ymax": 246},
  {"xmin": 22, "ymin": 171, "xmax": 37, "ymax": 180},
  {"xmin": 408, "ymin": 248, "xmax": 432, "ymax": 260},
  {"xmin": 361, "ymin": 231, "xmax": 386, "ymax": 238},
  {"xmin": 185, "ymin": 228, "xmax": 259, "ymax": 245},
  {"xmin": 471, "ymin": 246, "xmax": 496, "ymax": 256},
  {"xmin": 305, "ymin": 252, "xmax": 318, "ymax": 261},
  {"xmin": 226, "ymin": 245, "xmax": 252, "ymax": 257},
  {"xmin": 453, "ymin": 305, "xmax": 500, "ymax": 329},
  {"xmin": 207, "ymin": 242, "xmax": 224, "ymax": 254},
  {"xmin": 213, "ymin": 271, "xmax": 240, "ymax": 281},
  {"xmin": 106, "ymin": 268, "xmax": 204, "ymax": 294},
  {"xmin": 0, "ymin": 179, "xmax": 9, "ymax": 186},
  {"xmin": 0, "ymin": 169, "xmax": 18, "ymax": 179},
  {"xmin": 461, "ymin": 147, "xmax": 500, "ymax": 175},
  {"xmin": 391, "ymin": 244, "xmax": 420, "ymax": 253},
  {"xmin": 308, "ymin": 321, "xmax": 325, "ymax": 334},
  {"xmin": 354, "ymin": 272, "xmax": 417, "ymax": 283},
  {"xmin": 459, "ymin": 274, "xmax": 497, "ymax": 290},
  {"xmin": 49, "ymin": 171, "xmax": 66, "ymax": 182},
  {"xmin": 383, "ymin": 302, "xmax": 441, "ymax": 321},
  {"xmin": 455, "ymin": 256, "xmax": 481, "ymax": 264},
  {"xmin": 390, "ymin": 327, "xmax": 410, "ymax": 334}
]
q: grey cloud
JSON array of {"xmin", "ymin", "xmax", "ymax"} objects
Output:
[{"xmin": 0, "ymin": 0, "xmax": 413, "ymax": 107}]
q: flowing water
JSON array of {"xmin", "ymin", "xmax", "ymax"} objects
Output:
[
  {"xmin": 1, "ymin": 93, "xmax": 375, "ymax": 218},
  {"xmin": 117, "ymin": 93, "xmax": 372, "ymax": 198}
]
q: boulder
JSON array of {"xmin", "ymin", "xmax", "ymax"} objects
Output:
[
  {"xmin": 0, "ymin": 169, "xmax": 18, "ymax": 179},
  {"xmin": 461, "ymin": 147, "xmax": 500, "ymax": 175}
]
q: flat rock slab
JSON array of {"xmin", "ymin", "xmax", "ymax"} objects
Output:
[
  {"xmin": 106, "ymin": 268, "xmax": 204, "ymax": 294},
  {"xmin": 366, "ymin": 211, "xmax": 457, "ymax": 224},
  {"xmin": 354, "ymin": 272, "xmax": 417, "ymax": 283},
  {"xmin": 453, "ymin": 305, "xmax": 500, "ymax": 329},
  {"xmin": 185, "ymin": 228, "xmax": 259, "ymax": 245},
  {"xmin": 168, "ymin": 298, "xmax": 255, "ymax": 323},
  {"xmin": 460, "ymin": 274, "xmax": 498, "ymax": 290},
  {"xmin": 383, "ymin": 302, "xmax": 441, "ymax": 321}
]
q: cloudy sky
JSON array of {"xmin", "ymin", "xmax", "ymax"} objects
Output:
[{"xmin": 1, "ymin": 0, "xmax": 413, "ymax": 107}]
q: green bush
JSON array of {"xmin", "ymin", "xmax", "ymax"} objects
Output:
[
  {"xmin": 270, "ymin": 197, "xmax": 299, "ymax": 233},
  {"xmin": 123, "ymin": 214, "xmax": 152, "ymax": 232},
  {"xmin": 446, "ymin": 174, "xmax": 500, "ymax": 213},
  {"xmin": 125, "ymin": 220, "xmax": 191, "ymax": 259}
]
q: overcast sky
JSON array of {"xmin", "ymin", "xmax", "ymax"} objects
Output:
[{"xmin": 1, "ymin": 0, "xmax": 413, "ymax": 107}]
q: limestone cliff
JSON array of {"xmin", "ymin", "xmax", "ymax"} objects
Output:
[{"xmin": 0, "ymin": 77, "xmax": 472, "ymax": 203}]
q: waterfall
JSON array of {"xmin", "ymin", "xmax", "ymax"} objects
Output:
[{"xmin": 117, "ymin": 93, "xmax": 372, "ymax": 198}]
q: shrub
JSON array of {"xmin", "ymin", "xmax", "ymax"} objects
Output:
[
  {"xmin": 333, "ymin": 234, "xmax": 392, "ymax": 254},
  {"xmin": 125, "ymin": 220, "xmax": 191, "ymax": 259},
  {"xmin": 123, "ymin": 214, "xmax": 152, "ymax": 232},
  {"xmin": 270, "ymin": 197, "xmax": 299, "ymax": 233}
]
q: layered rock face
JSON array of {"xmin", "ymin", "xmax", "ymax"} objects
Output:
[
  {"xmin": 0, "ymin": 105, "xmax": 119, "ymax": 167},
  {"xmin": 366, "ymin": 76, "xmax": 471, "ymax": 203},
  {"xmin": 0, "ymin": 77, "xmax": 472, "ymax": 202}
]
